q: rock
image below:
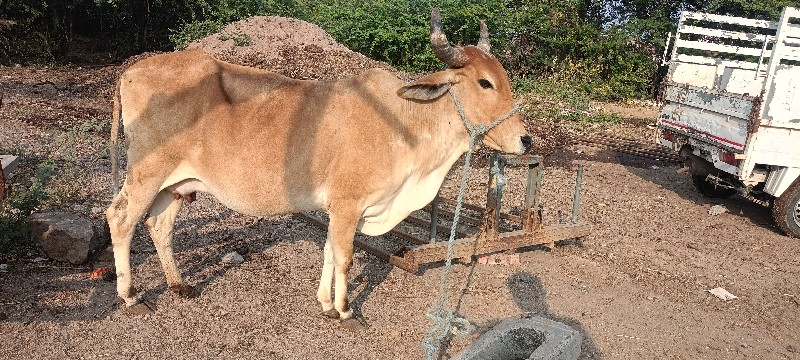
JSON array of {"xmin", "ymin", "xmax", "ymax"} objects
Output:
[
  {"xmin": 0, "ymin": 263, "xmax": 8, "ymax": 272},
  {"xmin": 221, "ymin": 251, "xmax": 244, "ymax": 264},
  {"xmin": 28, "ymin": 211, "xmax": 105, "ymax": 264},
  {"xmin": 708, "ymin": 204, "xmax": 728, "ymax": 216}
]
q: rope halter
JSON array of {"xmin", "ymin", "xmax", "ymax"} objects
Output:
[
  {"xmin": 421, "ymin": 88, "xmax": 521, "ymax": 359},
  {"xmin": 448, "ymin": 87, "xmax": 521, "ymax": 151}
]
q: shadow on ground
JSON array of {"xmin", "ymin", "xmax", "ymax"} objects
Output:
[
  {"xmin": 548, "ymin": 144, "xmax": 777, "ymax": 235},
  {"xmin": 0, "ymin": 207, "xmax": 327, "ymax": 324}
]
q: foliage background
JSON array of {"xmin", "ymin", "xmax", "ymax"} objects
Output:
[{"xmin": 1, "ymin": 0, "xmax": 798, "ymax": 100}]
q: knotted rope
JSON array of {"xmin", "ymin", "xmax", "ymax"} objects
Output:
[{"xmin": 421, "ymin": 88, "xmax": 520, "ymax": 359}]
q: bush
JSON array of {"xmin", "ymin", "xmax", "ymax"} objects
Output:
[
  {"xmin": 0, "ymin": 21, "xmax": 54, "ymax": 65},
  {"xmin": 0, "ymin": 159, "xmax": 54, "ymax": 256},
  {"xmin": 170, "ymin": 20, "xmax": 224, "ymax": 50},
  {"xmin": 0, "ymin": 0, "xmax": 664, "ymax": 100},
  {"xmin": 169, "ymin": 0, "xmax": 304, "ymax": 50},
  {"xmin": 307, "ymin": 0, "xmax": 507, "ymax": 72}
]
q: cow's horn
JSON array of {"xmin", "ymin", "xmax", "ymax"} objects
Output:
[
  {"xmin": 430, "ymin": 8, "xmax": 468, "ymax": 68},
  {"xmin": 477, "ymin": 21, "xmax": 490, "ymax": 53}
]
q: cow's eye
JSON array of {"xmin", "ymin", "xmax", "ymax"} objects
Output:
[{"xmin": 478, "ymin": 79, "xmax": 493, "ymax": 89}]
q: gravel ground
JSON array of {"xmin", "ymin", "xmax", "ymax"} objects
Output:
[{"xmin": 1, "ymin": 17, "xmax": 799, "ymax": 360}]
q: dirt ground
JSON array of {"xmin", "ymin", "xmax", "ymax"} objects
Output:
[{"xmin": 2, "ymin": 17, "xmax": 800, "ymax": 360}]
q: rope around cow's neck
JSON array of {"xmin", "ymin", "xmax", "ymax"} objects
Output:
[{"xmin": 421, "ymin": 88, "xmax": 520, "ymax": 359}]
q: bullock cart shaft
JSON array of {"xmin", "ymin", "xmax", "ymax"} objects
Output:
[{"xmin": 300, "ymin": 154, "xmax": 591, "ymax": 273}]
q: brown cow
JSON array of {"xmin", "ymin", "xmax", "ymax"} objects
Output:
[{"xmin": 106, "ymin": 9, "xmax": 531, "ymax": 327}]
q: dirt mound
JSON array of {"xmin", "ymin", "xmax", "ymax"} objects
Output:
[{"xmin": 188, "ymin": 16, "xmax": 410, "ymax": 81}]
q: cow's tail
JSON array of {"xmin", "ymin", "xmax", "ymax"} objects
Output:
[{"xmin": 111, "ymin": 78, "xmax": 122, "ymax": 196}]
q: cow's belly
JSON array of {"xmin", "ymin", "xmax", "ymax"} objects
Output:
[
  {"xmin": 358, "ymin": 166, "xmax": 448, "ymax": 236},
  {"xmin": 161, "ymin": 163, "xmax": 325, "ymax": 216}
]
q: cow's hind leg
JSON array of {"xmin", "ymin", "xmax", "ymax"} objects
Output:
[
  {"xmin": 145, "ymin": 190, "xmax": 198, "ymax": 298},
  {"xmin": 106, "ymin": 181, "xmax": 162, "ymax": 310}
]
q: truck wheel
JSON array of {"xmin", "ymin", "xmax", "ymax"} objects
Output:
[
  {"xmin": 692, "ymin": 175, "xmax": 737, "ymax": 198},
  {"xmin": 773, "ymin": 180, "xmax": 800, "ymax": 238}
]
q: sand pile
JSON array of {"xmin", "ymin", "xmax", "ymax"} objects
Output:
[{"xmin": 188, "ymin": 16, "xmax": 409, "ymax": 81}]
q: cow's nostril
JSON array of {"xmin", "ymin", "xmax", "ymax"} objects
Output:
[{"xmin": 521, "ymin": 135, "xmax": 533, "ymax": 150}]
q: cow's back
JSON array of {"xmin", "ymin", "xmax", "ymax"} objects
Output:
[{"xmin": 116, "ymin": 49, "xmax": 454, "ymax": 220}]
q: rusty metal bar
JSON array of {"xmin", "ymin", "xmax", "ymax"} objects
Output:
[
  {"xmin": 423, "ymin": 202, "xmax": 522, "ymax": 226},
  {"xmin": 483, "ymin": 153, "xmax": 505, "ymax": 240},
  {"xmin": 423, "ymin": 204, "xmax": 482, "ymax": 228},
  {"xmin": 354, "ymin": 239, "xmax": 419, "ymax": 273},
  {"xmin": 439, "ymin": 197, "xmax": 484, "ymax": 214},
  {"xmin": 523, "ymin": 161, "xmax": 543, "ymax": 232},
  {"xmin": 429, "ymin": 193, "xmax": 440, "ymax": 243},
  {"xmin": 298, "ymin": 213, "xmax": 429, "ymax": 246},
  {"xmin": 404, "ymin": 214, "xmax": 471, "ymax": 240},
  {"xmin": 424, "ymin": 204, "xmax": 515, "ymax": 232},
  {"xmin": 498, "ymin": 154, "xmax": 542, "ymax": 166},
  {"xmin": 386, "ymin": 228, "xmax": 428, "ymax": 246},
  {"xmin": 297, "ymin": 213, "xmax": 420, "ymax": 272},
  {"xmin": 405, "ymin": 222, "xmax": 592, "ymax": 264},
  {"xmin": 438, "ymin": 196, "xmax": 522, "ymax": 224},
  {"xmin": 571, "ymin": 164, "xmax": 585, "ymax": 224}
]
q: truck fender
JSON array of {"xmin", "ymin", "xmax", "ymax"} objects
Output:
[{"xmin": 765, "ymin": 167, "xmax": 800, "ymax": 198}]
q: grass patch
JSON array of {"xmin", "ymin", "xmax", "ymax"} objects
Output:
[
  {"xmin": 514, "ymin": 77, "xmax": 620, "ymax": 127},
  {"xmin": 219, "ymin": 32, "xmax": 252, "ymax": 46},
  {"xmin": 1, "ymin": 117, "xmax": 110, "ymax": 258},
  {"xmin": 0, "ymin": 156, "xmax": 54, "ymax": 257},
  {"xmin": 170, "ymin": 20, "xmax": 224, "ymax": 50}
]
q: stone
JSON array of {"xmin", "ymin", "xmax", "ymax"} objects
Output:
[
  {"xmin": 95, "ymin": 245, "xmax": 115, "ymax": 262},
  {"xmin": 221, "ymin": 251, "xmax": 244, "ymax": 264},
  {"xmin": 28, "ymin": 211, "xmax": 105, "ymax": 264},
  {"xmin": 708, "ymin": 204, "xmax": 728, "ymax": 216},
  {"xmin": 1, "ymin": 155, "xmax": 19, "ymax": 176},
  {"xmin": 453, "ymin": 317, "xmax": 582, "ymax": 360}
]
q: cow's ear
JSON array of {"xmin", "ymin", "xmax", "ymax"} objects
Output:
[{"xmin": 397, "ymin": 72, "xmax": 457, "ymax": 100}]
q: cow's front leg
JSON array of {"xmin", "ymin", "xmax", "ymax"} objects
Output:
[
  {"xmin": 323, "ymin": 210, "xmax": 366, "ymax": 330},
  {"xmin": 316, "ymin": 238, "xmax": 338, "ymax": 318}
]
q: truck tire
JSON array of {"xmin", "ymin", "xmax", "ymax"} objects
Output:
[
  {"xmin": 773, "ymin": 180, "xmax": 800, "ymax": 238},
  {"xmin": 692, "ymin": 175, "xmax": 737, "ymax": 198}
]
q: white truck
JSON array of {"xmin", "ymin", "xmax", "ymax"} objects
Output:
[{"xmin": 657, "ymin": 7, "xmax": 800, "ymax": 237}]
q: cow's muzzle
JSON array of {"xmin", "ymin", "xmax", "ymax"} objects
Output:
[{"xmin": 521, "ymin": 135, "xmax": 533, "ymax": 153}]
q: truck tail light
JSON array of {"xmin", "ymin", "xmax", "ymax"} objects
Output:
[
  {"xmin": 721, "ymin": 151, "xmax": 739, "ymax": 166},
  {"xmin": 661, "ymin": 130, "xmax": 675, "ymax": 142}
]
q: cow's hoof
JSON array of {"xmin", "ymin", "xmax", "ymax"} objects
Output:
[
  {"xmin": 169, "ymin": 284, "xmax": 200, "ymax": 298},
  {"xmin": 124, "ymin": 302, "xmax": 154, "ymax": 316},
  {"xmin": 322, "ymin": 308, "xmax": 340, "ymax": 319},
  {"xmin": 340, "ymin": 317, "xmax": 368, "ymax": 331}
]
